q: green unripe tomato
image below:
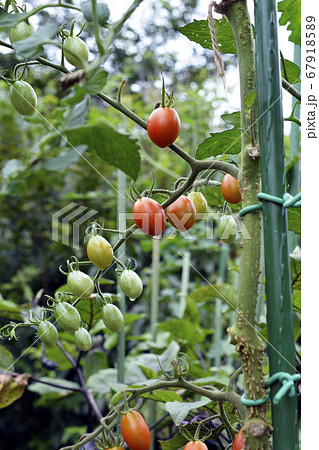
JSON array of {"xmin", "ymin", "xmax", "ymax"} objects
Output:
[
  {"xmin": 10, "ymin": 80, "xmax": 37, "ymax": 116},
  {"xmin": 63, "ymin": 36, "xmax": 89, "ymax": 68},
  {"xmin": 119, "ymin": 270, "xmax": 143, "ymax": 300},
  {"xmin": 217, "ymin": 215, "xmax": 238, "ymax": 244},
  {"xmin": 55, "ymin": 301, "xmax": 81, "ymax": 332},
  {"xmin": 187, "ymin": 191, "xmax": 208, "ymax": 221},
  {"xmin": 9, "ymin": 21, "xmax": 34, "ymax": 43},
  {"xmin": 74, "ymin": 327, "xmax": 92, "ymax": 351},
  {"xmin": 102, "ymin": 303, "xmax": 124, "ymax": 333},
  {"xmin": 87, "ymin": 235, "xmax": 113, "ymax": 270},
  {"xmin": 67, "ymin": 270, "xmax": 94, "ymax": 298},
  {"xmin": 37, "ymin": 321, "xmax": 59, "ymax": 347}
]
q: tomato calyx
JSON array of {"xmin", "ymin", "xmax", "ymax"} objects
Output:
[
  {"xmin": 95, "ymin": 428, "xmax": 124, "ymax": 450},
  {"xmin": 179, "ymin": 419, "xmax": 212, "ymax": 449}
]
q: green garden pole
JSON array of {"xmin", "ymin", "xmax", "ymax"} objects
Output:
[
  {"xmin": 254, "ymin": 1, "xmax": 299, "ymax": 448},
  {"xmin": 117, "ymin": 169, "xmax": 126, "ymax": 384},
  {"xmin": 213, "ymin": 244, "xmax": 228, "ymax": 367}
]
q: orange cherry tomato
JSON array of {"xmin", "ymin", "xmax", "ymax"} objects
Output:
[
  {"xmin": 147, "ymin": 107, "xmax": 181, "ymax": 148},
  {"xmin": 166, "ymin": 195, "xmax": 196, "ymax": 231},
  {"xmin": 121, "ymin": 410, "xmax": 151, "ymax": 450},
  {"xmin": 220, "ymin": 174, "xmax": 241, "ymax": 204}
]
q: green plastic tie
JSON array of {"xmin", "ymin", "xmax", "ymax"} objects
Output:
[
  {"xmin": 238, "ymin": 191, "xmax": 301, "ymax": 219},
  {"xmin": 240, "ymin": 372, "xmax": 300, "ymax": 406}
]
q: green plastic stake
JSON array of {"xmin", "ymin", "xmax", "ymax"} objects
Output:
[
  {"xmin": 254, "ymin": 1, "xmax": 299, "ymax": 448},
  {"xmin": 213, "ymin": 244, "xmax": 228, "ymax": 367}
]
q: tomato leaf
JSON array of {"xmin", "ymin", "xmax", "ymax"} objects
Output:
[
  {"xmin": 287, "ymin": 206, "xmax": 301, "ymax": 236},
  {"xmin": 66, "ymin": 123, "xmax": 141, "ymax": 180},
  {"xmin": 278, "ymin": 0, "xmax": 301, "ymax": 45},
  {"xmin": 158, "ymin": 319, "xmax": 209, "ymax": 344},
  {"xmin": 12, "ymin": 24, "xmax": 59, "ymax": 58},
  {"xmin": 43, "ymin": 145, "xmax": 87, "ymax": 171},
  {"xmin": 292, "ymin": 290, "xmax": 301, "ymax": 313},
  {"xmin": 244, "ymin": 91, "xmax": 257, "ymax": 108},
  {"xmin": 188, "ymin": 284, "xmax": 237, "ymax": 310},
  {"xmin": 0, "ymin": 345, "xmax": 15, "ymax": 373},
  {"xmin": 178, "ymin": 17, "xmax": 236, "ymax": 54},
  {"xmin": 0, "ymin": 373, "xmax": 30, "ymax": 409},
  {"xmin": 66, "ymin": 96, "xmax": 90, "ymax": 128},
  {"xmin": 27, "ymin": 377, "xmax": 80, "ymax": 395},
  {"xmin": 281, "ymin": 59, "xmax": 301, "ymax": 84},
  {"xmin": 84, "ymin": 67, "xmax": 108, "ymax": 95},
  {"xmin": 0, "ymin": 299, "xmax": 24, "ymax": 321},
  {"xmin": 141, "ymin": 390, "xmax": 183, "ymax": 403},
  {"xmin": 165, "ymin": 399, "xmax": 211, "ymax": 426}
]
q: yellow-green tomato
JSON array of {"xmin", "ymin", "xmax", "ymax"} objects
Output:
[
  {"xmin": 119, "ymin": 270, "xmax": 143, "ymax": 300},
  {"xmin": 217, "ymin": 215, "xmax": 237, "ymax": 244},
  {"xmin": 10, "ymin": 80, "xmax": 37, "ymax": 116},
  {"xmin": 87, "ymin": 235, "xmax": 113, "ymax": 270},
  {"xmin": 9, "ymin": 21, "xmax": 34, "ymax": 43},
  {"xmin": 102, "ymin": 303, "xmax": 124, "ymax": 333},
  {"xmin": 67, "ymin": 270, "xmax": 94, "ymax": 298},
  {"xmin": 37, "ymin": 321, "xmax": 59, "ymax": 347},
  {"xmin": 187, "ymin": 191, "xmax": 207, "ymax": 221},
  {"xmin": 63, "ymin": 36, "xmax": 89, "ymax": 68},
  {"xmin": 74, "ymin": 327, "xmax": 92, "ymax": 351}
]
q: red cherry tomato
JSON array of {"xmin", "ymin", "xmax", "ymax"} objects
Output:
[
  {"xmin": 184, "ymin": 441, "xmax": 208, "ymax": 450},
  {"xmin": 133, "ymin": 197, "xmax": 166, "ymax": 237},
  {"xmin": 233, "ymin": 428, "xmax": 245, "ymax": 450},
  {"xmin": 166, "ymin": 195, "xmax": 196, "ymax": 231},
  {"xmin": 121, "ymin": 410, "xmax": 151, "ymax": 450},
  {"xmin": 147, "ymin": 107, "xmax": 181, "ymax": 148},
  {"xmin": 220, "ymin": 174, "xmax": 242, "ymax": 204}
]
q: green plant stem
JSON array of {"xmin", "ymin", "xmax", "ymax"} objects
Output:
[
  {"xmin": 224, "ymin": 1, "xmax": 269, "ymax": 448},
  {"xmin": 91, "ymin": 0, "xmax": 105, "ymax": 55},
  {"xmin": 281, "ymin": 78, "xmax": 301, "ymax": 102}
]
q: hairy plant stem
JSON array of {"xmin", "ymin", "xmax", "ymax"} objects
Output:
[{"xmin": 221, "ymin": 1, "xmax": 270, "ymax": 448}]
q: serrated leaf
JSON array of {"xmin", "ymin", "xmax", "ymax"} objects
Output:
[
  {"xmin": 244, "ymin": 91, "xmax": 257, "ymax": 108},
  {"xmin": 196, "ymin": 128, "xmax": 241, "ymax": 159},
  {"xmin": 81, "ymin": 1, "xmax": 110, "ymax": 25},
  {"xmin": 0, "ymin": 345, "xmax": 15, "ymax": 373},
  {"xmin": 12, "ymin": 23, "xmax": 59, "ymax": 58},
  {"xmin": 188, "ymin": 284, "xmax": 237, "ymax": 310},
  {"xmin": 278, "ymin": 0, "xmax": 301, "ymax": 45},
  {"xmin": 281, "ymin": 59, "xmax": 301, "ymax": 84},
  {"xmin": 66, "ymin": 96, "xmax": 90, "ymax": 128},
  {"xmin": 66, "ymin": 123, "xmax": 141, "ymax": 179},
  {"xmin": 221, "ymin": 111, "xmax": 241, "ymax": 128},
  {"xmin": 84, "ymin": 67, "xmax": 108, "ymax": 95},
  {"xmin": 0, "ymin": 373, "xmax": 30, "ymax": 409},
  {"xmin": 43, "ymin": 145, "xmax": 87, "ymax": 171},
  {"xmin": 287, "ymin": 206, "xmax": 301, "ymax": 236},
  {"xmin": 178, "ymin": 17, "xmax": 236, "ymax": 54},
  {"xmin": 165, "ymin": 399, "xmax": 211, "ymax": 426}
]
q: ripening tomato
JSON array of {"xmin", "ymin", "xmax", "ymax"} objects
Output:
[
  {"xmin": 63, "ymin": 36, "xmax": 89, "ymax": 67},
  {"xmin": 217, "ymin": 214, "xmax": 238, "ymax": 244},
  {"xmin": 87, "ymin": 235, "xmax": 113, "ymax": 270},
  {"xmin": 10, "ymin": 80, "xmax": 37, "ymax": 116},
  {"xmin": 102, "ymin": 303, "xmax": 124, "ymax": 333},
  {"xmin": 187, "ymin": 191, "xmax": 207, "ymax": 221},
  {"xmin": 74, "ymin": 327, "xmax": 92, "ymax": 351},
  {"xmin": 133, "ymin": 197, "xmax": 166, "ymax": 237},
  {"xmin": 119, "ymin": 270, "xmax": 143, "ymax": 300},
  {"xmin": 233, "ymin": 428, "xmax": 245, "ymax": 450},
  {"xmin": 184, "ymin": 441, "xmax": 208, "ymax": 450},
  {"xmin": 147, "ymin": 107, "xmax": 181, "ymax": 148},
  {"xmin": 54, "ymin": 301, "xmax": 81, "ymax": 333},
  {"xmin": 67, "ymin": 270, "xmax": 94, "ymax": 298},
  {"xmin": 9, "ymin": 21, "xmax": 34, "ymax": 43},
  {"xmin": 121, "ymin": 410, "xmax": 151, "ymax": 450},
  {"xmin": 166, "ymin": 195, "xmax": 196, "ymax": 231},
  {"xmin": 37, "ymin": 321, "xmax": 59, "ymax": 347},
  {"xmin": 220, "ymin": 174, "xmax": 242, "ymax": 204}
]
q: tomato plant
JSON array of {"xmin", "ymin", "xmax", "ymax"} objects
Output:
[
  {"xmin": 119, "ymin": 269, "xmax": 143, "ymax": 300},
  {"xmin": 37, "ymin": 321, "xmax": 59, "ymax": 347},
  {"xmin": 9, "ymin": 21, "xmax": 34, "ymax": 43},
  {"xmin": 87, "ymin": 235, "xmax": 113, "ymax": 270},
  {"xmin": 233, "ymin": 428, "xmax": 245, "ymax": 450},
  {"xmin": 121, "ymin": 410, "xmax": 151, "ymax": 450},
  {"xmin": 133, "ymin": 197, "xmax": 166, "ymax": 236},
  {"xmin": 63, "ymin": 36, "xmax": 89, "ymax": 67},
  {"xmin": 10, "ymin": 80, "xmax": 37, "ymax": 116},
  {"xmin": 166, "ymin": 195, "xmax": 196, "ymax": 231},
  {"xmin": 187, "ymin": 191, "xmax": 207, "ymax": 221},
  {"xmin": 67, "ymin": 270, "xmax": 94, "ymax": 298},
  {"xmin": 217, "ymin": 214, "xmax": 238, "ymax": 244},
  {"xmin": 184, "ymin": 441, "xmax": 208, "ymax": 450},
  {"xmin": 74, "ymin": 326, "xmax": 92, "ymax": 351},
  {"xmin": 102, "ymin": 303, "xmax": 124, "ymax": 333},
  {"xmin": 54, "ymin": 301, "xmax": 81, "ymax": 333},
  {"xmin": 147, "ymin": 107, "xmax": 181, "ymax": 148},
  {"xmin": 220, "ymin": 174, "xmax": 242, "ymax": 204}
]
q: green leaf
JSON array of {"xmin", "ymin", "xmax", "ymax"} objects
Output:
[
  {"xmin": 66, "ymin": 123, "xmax": 141, "ymax": 179},
  {"xmin": 141, "ymin": 390, "xmax": 182, "ymax": 403},
  {"xmin": 244, "ymin": 91, "xmax": 257, "ymax": 108},
  {"xmin": 158, "ymin": 319, "xmax": 207, "ymax": 344},
  {"xmin": 84, "ymin": 67, "xmax": 108, "ymax": 94},
  {"xmin": 12, "ymin": 24, "xmax": 59, "ymax": 59},
  {"xmin": 81, "ymin": 1, "xmax": 110, "ymax": 25},
  {"xmin": 66, "ymin": 96, "xmax": 90, "ymax": 128},
  {"xmin": 195, "ymin": 112, "xmax": 242, "ymax": 160},
  {"xmin": 292, "ymin": 290, "xmax": 301, "ymax": 313},
  {"xmin": 75, "ymin": 297, "xmax": 104, "ymax": 330},
  {"xmin": 0, "ymin": 299, "xmax": 24, "ymax": 321},
  {"xmin": 287, "ymin": 206, "xmax": 301, "ymax": 236},
  {"xmin": 43, "ymin": 145, "xmax": 87, "ymax": 171},
  {"xmin": 83, "ymin": 350, "xmax": 109, "ymax": 380},
  {"xmin": 281, "ymin": 59, "xmax": 301, "ymax": 84},
  {"xmin": 165, "ymin": 399, "xmax": 211, "ymax": 426},
  {"xmin": 178, "ymin": 17, "xmax": 236, "ymax": 54},
  {"xmin": 138, "ymin": 365, "xmax": 158, "ymax": 380},
  {"xmin": 0, "ymin": 345, "xmax": 15, "ymax": 373},
  {"xmin": 86, "ymin": 368, "xmax": 127, "ymax": 394},
  {"xmin": 0, "ymin": 373, "xmax": 30, "ymax": 409},
  {"xmin": 278, "ymin": 0, "xmax": 301, "ymax": 45},
  {"xmin": 28, "ymin": 377, "xmax": 80, "ymax": 395},
  {"xmin": 188, "ymin": 283, "xmax": 237, "ymax": 310},
  {"xmin": 0, "ymin": 11, "xmax": 28, "ymax": 28}
]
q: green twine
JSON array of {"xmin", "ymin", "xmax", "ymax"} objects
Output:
[{"xmin": 238, "ymin": 192, "xmax": 301, "ymax": 219}]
